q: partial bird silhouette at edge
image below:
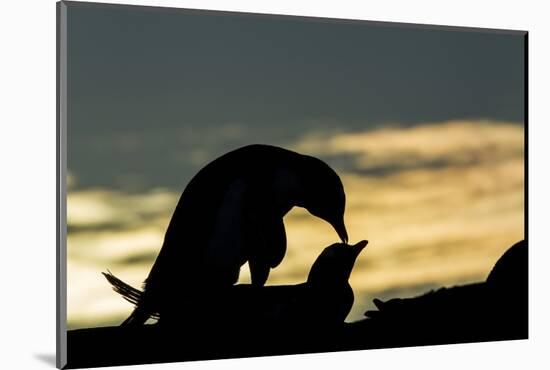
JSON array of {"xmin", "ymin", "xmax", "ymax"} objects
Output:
[{"xmin": 346, "ymin": 240, "xmax": 528, "ymax": 348}]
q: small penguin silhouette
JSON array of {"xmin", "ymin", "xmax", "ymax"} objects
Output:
[
  {"xmin": 228, "ymin": 240, "xmax": 369, "ymax": 328},
  {"xmin": 106, "ymin": 144, "xmax": 348, "ymax": 326}
]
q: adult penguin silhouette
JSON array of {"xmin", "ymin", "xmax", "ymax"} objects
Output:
[{"xmin": 106, "ymin": 144, "xmax": 348, "ymax": 326}]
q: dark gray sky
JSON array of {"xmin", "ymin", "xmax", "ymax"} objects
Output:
[{"xmin": 67, "ymin": 2, "xmax": 525, "ymax": 192}]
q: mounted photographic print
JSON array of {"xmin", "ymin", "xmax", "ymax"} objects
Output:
[{"xmin": 56, "ymin": 1, "xmax": 527, "ymax": 368}]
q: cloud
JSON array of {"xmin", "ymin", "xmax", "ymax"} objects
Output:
[
  {"xmin": 68, "ymin": 188, "xmax": 178, "ymax": 229},
  {"xmin": 292, "ymin": 120, "xmax": 524, "ymax": 176},
  {"xmin": 67, "ymin": 171, "xmax": 77, "ymax": 189}
]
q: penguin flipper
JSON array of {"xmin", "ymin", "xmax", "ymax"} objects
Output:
[
  {"xmin": 249, "ymin": 259, "xmax": 270, "ymax": 286},
  {"xmin": 265, "ymin": 217, "xmax": 287, "ymax": 268},
  {"xmin": 248, "ymin": 216, "xmax": 287, "ymax": 285}
]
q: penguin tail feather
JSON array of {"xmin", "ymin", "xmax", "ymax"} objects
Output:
[
  {"xmin": 102, "ymin": 270, "xmax": 159, "ymax": 324},
  {"xmin": 102, "ymin": 270, "xmax": 143, "ymax": 306},
  {"xmin": 120, "ymin": 306, "xmax": 152, "ymax": 326}
]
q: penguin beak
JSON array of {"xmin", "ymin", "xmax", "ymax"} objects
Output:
[
  {"xmin": 352, "ymin": 240, "xmax": 368, "ymax": 257},
  {"xmin": 332, "ymin": 217, "xmax": 348, "ymax": 243}
]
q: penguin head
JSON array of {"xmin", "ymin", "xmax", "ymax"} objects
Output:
[
  {"xmin": 307, "ymin": 240, "xmax": 368, "ymax": 286},
  {"xmin": 299, "ymin": 155, "xmax": 348, "ymax": 243}
]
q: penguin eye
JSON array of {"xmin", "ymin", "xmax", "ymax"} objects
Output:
[
  {"xmin": 321, "ymin": 247, "xmax": 341, "ymax": 260},
  {"xmin": 325, "ymin": 249, "xmax": 336, "ymax": 258}
]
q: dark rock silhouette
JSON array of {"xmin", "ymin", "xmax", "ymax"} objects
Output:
[
  {"xmin": 347, "ymin": 240, "xmax": 528, "ymax": 347},
  {"xmin": 66, "ymin": 240, "xmax": 527, "ymax": 369},
  {"xmin": 107, "ymin": 144, "xmax": 348, "ymax": 326}
]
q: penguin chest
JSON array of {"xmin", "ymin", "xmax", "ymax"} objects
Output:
[{"xmin": 307, "ymin": 283, "xmax": 354, "ymax": 324}]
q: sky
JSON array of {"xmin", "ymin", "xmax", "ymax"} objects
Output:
[{"xmin": 65, "ymin": 2, "xmax": 525, "ymax": 329}]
